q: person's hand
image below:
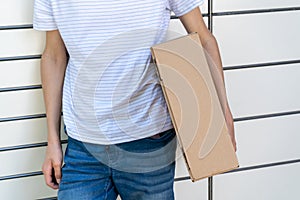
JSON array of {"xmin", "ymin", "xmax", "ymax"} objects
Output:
[
  {"xmin": 225, "ymin": 107, "xmax": 237, "ymax": 152},
  {"xmin": 42, "ymin": 140, "xmax": 63, "ymax": 189}
]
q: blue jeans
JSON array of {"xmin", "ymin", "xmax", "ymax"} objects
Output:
[{"xmin": 58, "ymin": 129, "xmax": 177, "ymax": 200}]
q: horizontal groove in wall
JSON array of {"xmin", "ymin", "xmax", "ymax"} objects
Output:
[
  {"xmin": 0, "ymin": 171, "xmax": 42, "ymax": 182},
  {"xmin": 223, "ymin": 59, "xmax": 300, "ymax": 71},
  {"xmin": 0, "ymin": 140, "xmax": 68, "ymax": 152},
  {"xmin": 0, "ymin": 85, "xmax": 42, "ymax": 93},
  {"xmin": 174, "ymin": 158, "xmax": 300, "ymax": 182},
  {"xmin": 171, "ymin": 13, "xmax": 208, "ymax": 19},
  {"xmin": 234, "ymin": 110, "xmax": 300, "ymax": 122},
  {"xmin": 37, "ymin": 197, "xmax": 57, "ymax": 200},
  {"xmin": 224, "ymin": 158, "xmax": 300, "ymax": 175},
  {"xmin": 213, "ymin": 6, "xmax": 300, "ymax": 16},
  {"xmin": 0, "ymin": 113, "xmax": 46, "ymax": 123},
  {"xmin": 174, "ymin": 176, "xmax": 191, "ymax": 182},
  {"xmin": 0, "ymin": 55, "xmax": 41, "ymax": 62},
  {"xmin": 0, "ymin": 24, "xmax": 33, "ymax": 31}
]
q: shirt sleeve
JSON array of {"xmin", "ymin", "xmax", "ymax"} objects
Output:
[
  {"xmin": 33, "ymin": 0, "xmax": 57, "ymax": 31},
  {"xmin": 168, "ymin": 0, "xmax": 204, "ymax": 17}
]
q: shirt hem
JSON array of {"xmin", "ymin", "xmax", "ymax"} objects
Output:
[
  {"xmin": 65, "ymin": 124, "xmax": 174, "ymax": 145},
  {"xmin": 33, "ymin": 24, "xmax": 58, "ymax": 31}
]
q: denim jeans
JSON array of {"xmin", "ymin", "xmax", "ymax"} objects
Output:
[{"xmin": 58, "ymin": 128, "xmax": 177, "ymax": 200}]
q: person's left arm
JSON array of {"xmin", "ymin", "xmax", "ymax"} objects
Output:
[{"xmin": 179, "ymin": 7, "xmax": 237, "ymax": 151}]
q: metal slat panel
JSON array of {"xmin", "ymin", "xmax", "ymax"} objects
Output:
[
  {"xmin": 0, "ymin": 29, "xmax": 45, "ymax": 58},
  {"xmin": 0, "ymin": 89, "xmax": 45, "ymax": 119},
  {"xmin": 234, "ymin": 114, "xmax": 300, "ymax": 168},
  {"xmin": 214, "ymin": 11, "xmax": 300, "ymax": 66},
  {"xmin": 0, "ymin": 59, "xmax": 41, "ymax": 88},
  {"xmin": 0, "ymin": 175, "xmax": 57, "ymax": 199},
  {"xmin": 214, "ymin": 0, "xmax": 300, "ymax": 12},
  {"xmin": 214, "ymin": 163, "xmax": 300, "ymax": 200},
  {"xmin": 0, "ymin": 118, "xmax": 66, "ymax": 148},
  {"xmin": 174, "ymin": 178, "xmax": 208, "ymax": 200},
  {"xmin": 225, "ymin": 64, "xmax": 300, "ymax": 118},
  {"xmin": 0, "ymin": 0, "xmax": 34, "ymax": 26}
]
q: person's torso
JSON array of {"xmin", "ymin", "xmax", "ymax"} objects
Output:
[{"xmin": 50, "ymin": 0, "xmax": 173, "ymax": 144}]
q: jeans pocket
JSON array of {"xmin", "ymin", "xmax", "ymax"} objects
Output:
[{"xmin": 146, "ymin": 129, "xmax": 175, "ymax": 142}]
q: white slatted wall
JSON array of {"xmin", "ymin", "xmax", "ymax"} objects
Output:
[{"xmin": 0, "ymin": 0, "xmax": 299, "ymax": 199}]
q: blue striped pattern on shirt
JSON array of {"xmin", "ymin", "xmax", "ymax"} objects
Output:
[{"xmin": 33, "ymin": 0, "xmax": 204, "ymax": 144}]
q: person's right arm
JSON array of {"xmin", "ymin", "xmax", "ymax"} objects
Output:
[{"xmin": 41, "ymin": 30, "xmax": 67, "ymax": 189}]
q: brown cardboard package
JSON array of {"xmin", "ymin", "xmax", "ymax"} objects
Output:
[{"xmin": 150, "ymin": 32, "xmax": 239, "ymax": 182}]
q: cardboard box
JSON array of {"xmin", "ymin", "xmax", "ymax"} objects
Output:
[{"xmin": 150, "ymin": 32, "xmax": 239, "ymax": 182}]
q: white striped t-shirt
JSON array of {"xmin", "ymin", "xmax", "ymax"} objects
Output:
[{"xmin": 33, "ymin": 0, "xmax": 204, "ymax": 144}]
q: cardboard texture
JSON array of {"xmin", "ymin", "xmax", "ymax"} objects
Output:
[{"xmin": 150, "ymin": 32, "xmax": 239, "ymax": 182}]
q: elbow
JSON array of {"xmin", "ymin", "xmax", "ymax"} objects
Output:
[
  {"xmin": 201, "ymin": 33, "xmax": 218, "ymax": 50},
  {"xmin": 41, "ymin": 48, "xmax": 67, "ymax": 66},
  {"xmin": 40, "ymin": 50, "xmax": 67, "ymax": 78}
]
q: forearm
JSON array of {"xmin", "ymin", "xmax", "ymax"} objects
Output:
[
  {"xmin": 179, "ymin": 7, "xmax": 236, "ymax": 150},
  {"xmin": 41, "ymin": 54, "xmax": 67, "ymax": 144},
  {"xmin": 201, "ymin": 34, "xmax": 230, "ymax": 114}
]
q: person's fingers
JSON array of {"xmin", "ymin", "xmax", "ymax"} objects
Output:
[
  {"xmin": 42, "ymin": 162, "xmax": 59, "ymax": 189},
  {"xmin": 233, "ymin": 140, "xmax": 237, "ymax": 152},
  {"xmin": 227, "ymin": 122, "xmax": 237, "ymax": 152},
  {"xmin": 231, "ymin": 135, "xmax": 237, "ymax": 152},
  {"xmin": 227, "ymin": 124, "xmax": 237, "ymax": 152},
  {"xmin": 53, "ymin": 162, "xmax": 62, "ymax": 184}
]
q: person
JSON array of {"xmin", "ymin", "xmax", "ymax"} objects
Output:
[{"xmin": 34, "ymin": 0, "xmax": 237, "ymax": 199}]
